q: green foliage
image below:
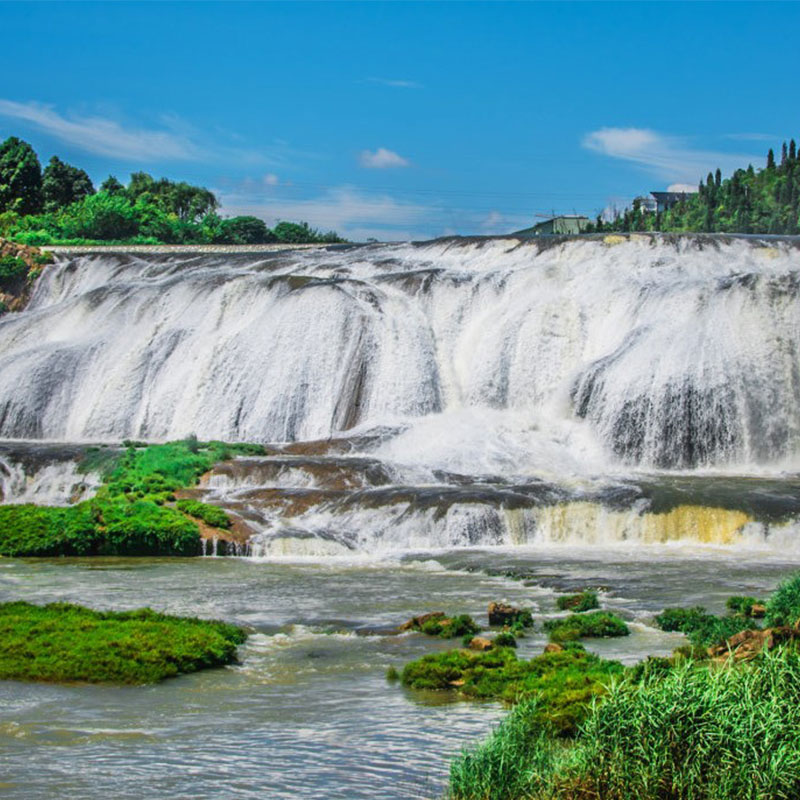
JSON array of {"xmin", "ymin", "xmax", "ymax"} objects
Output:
[
  {"xmin": 449, "ymin": 648, "xmax": 800, "ymax": 800},
  {"xmin": 556, "ymin": 590, "xmax": 599, "ymax": 613},
  {"xmin": 544, "ymin": 611, "xmax": 629, "ymax": 643},
  {"xmin": 386, "ymin": 665, "xmax": 400, "ymax": 681},
  {"xmin": 0, "ymin": 255, "xmax": 28, "ymax": 290},
  {"xmin": 726, "ymin": 595, "xmax": 763, "ymax": 617},
  {"xmin": 766, "ymin": 572, "xmax": 800, "ymax": 627},
  {"xmin": 0, "ymin": 439, "xmax": 264, "ymax": 557},
  {"xmin": 176, "ymin": 499, "xmax": 231, "ymax": 529},
  {"xmin": 217, "ymin": 215, "xmax": 276, "ymax": 244},
  {"xmin": 0, "ymin": 137, "xmax": 42, "ymax": 214},
  {"xmin": 655, "ymin": 605, "xmax": 754, "ymax": 648},
  {"xmin": 494, "ymin": 632, "xmax": 517, "ymax": 648},
  {"xmin": 420, "ymin": 614, "xmax": 481, "ymax": 639},
  {"xmin": 0, "ymin": 139, "xmax": 346, "ymax": 244},
  {"xmin": 402, "ymin": 646, "xmax": 623, "ymax": 734},
  {"xmin": 0, "ymin": 601, "xmax": 247, "ymax": 684},
  {"xmin": 448, "ymin": 698, "xmax": 563, "ymax": 800},
  {"xmin": 42, "ymin": 155, "xmax": 94, "ymax": 212},
  {"xmin": 594, "ymin": 140, "xmax": 800, "ymax": 235}
]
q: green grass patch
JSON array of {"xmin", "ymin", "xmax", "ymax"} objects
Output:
[
  {"xmin": 726, "ymin": 595, "xmax": 764, "ymax": 617},
  {"xmin": 556, "ymin": 590, "xmax": 599, "ymax": 613},
  {"xmin": 448, "ymin": 648, "xmax": 800, "ymax": 800},
  {"xmin": 0, "ymin": 601, "xmax": 247, "ymax": 684},
  {"xmin": 544, "ymin": 611, "xmax": 629, "ymax": 643},
  {"xmin": 0, "ymin": 438, "xmax": 263, "ymax": 557},
  {"xmin": 655, "ymin": 605, "xmax": 755, "ymax": 648},
  {"xmin": 401, "ymin": 646, "xmax": 623, "ymax": 735},
  {"xmin": 175, "ymin": 499, "xmax": 231, "ymax": 529},
  {"xmin": 415, "ymin": 614, "xmax": 481, "ymax": 639}
]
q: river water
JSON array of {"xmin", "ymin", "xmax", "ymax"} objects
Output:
[{"xmin": 2, "ymin": 546, "xmax": 799, "ymax": 800}]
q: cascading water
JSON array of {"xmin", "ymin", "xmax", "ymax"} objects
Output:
[{"xmin": 2, "ymin": 234, "xmax": 800, "ymax": 553}]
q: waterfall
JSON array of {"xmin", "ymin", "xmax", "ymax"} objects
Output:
[{"xmin": 2, "ymin": 234, "xmax": 800, "ymax": 554}]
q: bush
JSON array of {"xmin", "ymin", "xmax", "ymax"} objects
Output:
[
  {"xmin": 766, "ymin": 572, "xmax": 800, "ymax": 627},
  {"xmin": 556, "ymin": 590, "xmax": 600, "ymax": 613},
  {"xmin": 494, "ymin": 632, "xmax": 517, "ymax": 648},
  {"xmin": 726, "ymin": 595, "xmax": 763, "ymax": 617},
  {"xmin": 544, "ymin": 611, "xmax": 629, "ymax": 643},
  {"xmin": 0, "ymin": 255, "xmax": 28, "ymax": 290},
  {"xmin": 0, "ymin": 601, "xmax": 247, "ymax": 684},
  {"xmin": 57, "ymin": 193, "xmax": 139, "ymax": 240},
  {"xmin": 655, "ymin": 606, "xmax": 754, "ymax": 648},
  {"xmin": 218, "ymin": 215, "xmax": 276, "ymax": 244},
  {"xmin": 176, "ymin": 499, "xmax": 231, "ymax": 529}
]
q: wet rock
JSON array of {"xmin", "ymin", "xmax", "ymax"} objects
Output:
[
  {"xmin": 399, "ymin": 612, "xmax": 446, "ymax": 632},
  {"xmin": 467, "ymin": 636, "xmax": 493, "ymax": 651},
  {"xmin": 708, "ymin": 626, "xmax": 796, "ymax": 661},
  {"xmin": 488, "ymin": 602, "xmax": 519, "ymax": 626},
  {"xmin": 750, "ymin": 603, "xmax": 767, "ymax": 618},
  {"xmin": 544, "ymin": 643, "xmax": 564, "ymax": 654}
]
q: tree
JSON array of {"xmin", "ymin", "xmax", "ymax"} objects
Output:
[
  {"xmin": 57, "ymin": 193, "xmax": 139, "ymax": 240},
  {"xmin": 100, "ymin": 175, "xmax": 125, "ymax": 196},
  {"xmin": 715, "ymin": 168, "xmax": 722, "ymax": 188},
  {"xmin": 218, "ymin": 216, "xmax": 275, "ymax": 244},
  {"xmin": 767, "ymin": 148, "xmax": 776, "ymax": 169},
  {"xmin": 782, "ymin": 142, "xmax": 788, "ymax": 166},
  {"xmin": 0, "ymin": 137, "xmax": 43, "ymax": 214},
  {"xmin": 791, "ymin": 140, "xmax": 797, "ymax": 161},
  {"xmin": 42, "ymin": 156, "xmax": 94, "ymax": 212}
]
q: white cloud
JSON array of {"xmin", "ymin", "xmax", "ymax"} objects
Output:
[
  {"xmin": 666, "ymin": 183, "xmax": 699, "ymax": 193},
  {"xmin": 218, "ymin": 185, "xmax": 430, "ymax": 241},
  {"xmin": 366, "ymin": 78, "xmax": 422, "ymax": 89},
  {"xmin": 263, "ymin": 173, "xmax": 280, "ymax": 186},
  {"xmin": 0, "ymin": 98, "xmax": 199, "ymax": 160},
  {"xmin": 359, "ymin": 147, "xmax": 410, "ymax": 169},
  {"xmin": 582, "ymin": 127, "xmax": 760, "ymax": 183}
]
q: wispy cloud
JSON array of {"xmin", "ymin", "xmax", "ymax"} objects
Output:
[
  {"xmin": 0, "ymin": 98, "xmax": 200, "ymax": 161},
  {"xmin": 582, "ymin": 127, "xmax": 761, "ymax": 183},
  {"xmin": 724, "ymin": 132, "xmax": 776, "ymax": 142},
  {"xmin": 218, "ymin": 184, "xmax": 431, "ymax": 241},
  {"xmin": 366, "ymin": 77, "xmax": 423, "ymax": 89},
  {"xmin": 359, "ymin": 147, "xmax": 410, "ymax": 169}
]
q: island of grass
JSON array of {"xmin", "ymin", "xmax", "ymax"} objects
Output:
[
  {"xmin": 0, "ymin": 437, "xmax": 263, "ymax": 557},
  {"xmin": 0, "ymin": 601, "xmax": 248, "ymax": 684}
]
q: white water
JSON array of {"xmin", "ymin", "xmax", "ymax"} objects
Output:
[
  {"xmin": 2, "ymin": 235, "xmax": 800, "ymax": 553},
  {"xmin": 0, "ymin": 457, "xmax": 99, "ymax": 505},
  {"xmin": 0, "ymin": 236, "xmax": 797, "ymax": 474}
]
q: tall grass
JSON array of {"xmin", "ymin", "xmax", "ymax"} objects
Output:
[{"xmin": 448, "ymin": 648, "xmax": 800, "ymax": 800}]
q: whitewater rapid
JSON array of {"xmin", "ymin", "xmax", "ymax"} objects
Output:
[
  {"xmin": 2, "ymin": 234, "xmax": 800, "ymax": 555},
  {"xmin": 1, "ymin": 234, "xmax": 799, "ymax": 475}
]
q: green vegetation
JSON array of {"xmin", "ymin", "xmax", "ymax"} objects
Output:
[
  {"xmin": 0, "ymin": 136, "xmax": 346, "ymax": 245},
  {"xmin": 0, "ymin": 254, "xmax": 28, "ymax": 290},
  {"xmin": 725, "ymin": 595, "xmax": 764, "ymax": 617},
  {"xmin": 655, "ymin": 604, "xmax": 755, "ymax": 648},
  {"xmin": 766, "ymin": 572, "xmax": 800, "ymax": 627},
  {"xmin": 402, "ymin": 645, "xmax": 623, "ymax": 734},
  {"xmin": 544, "ymin": 611, "xmax": 629, "ymax": 643},
  {"xmin": 418, "ymin": 614, "xmax": 481, "ymax": 639},
  {"xmin": 493, "ymin": 632, "xmax": 517, "ymax": 648},
  {"xmin": 0, "ymin": 601, "xmax": 247, "ymax": 684},
  {"xmin": 176, "ymin": 499, "xmax": 231, "ymax": 529},
  {"xmin": 594, "ymin": 139, "xmax": 800, "ymax": 234},
  {"xmin": 448, "ymin": 648, "xmax": 800, "ymax": 800},
  {"xmin": 0, "ymin": 438, "xmax": 263, "ymax": 557},
  {"xmin": 555, "ymin": 590, "xmax": 599, "ymax": 613}
]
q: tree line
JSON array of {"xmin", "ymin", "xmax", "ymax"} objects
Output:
[
  {"xmin": 0, "ymin": 136, "xmax": 345, "ymax": 245},
  {"xmin": 592, "ymin": 140, "xmax": 800, "ymax": 235}
]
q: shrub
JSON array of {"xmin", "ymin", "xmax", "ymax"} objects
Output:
[
  {"xmin": 494, "ymin": 632, "xmax": 517, "ymax": 648},
  {"xmin": 176, "ymin": 499, "xmax": 231, "ymax": 529},
  {"xmin": 0, "ymin": 601, "xmax": 247, "ymax": 684},
  {"xmin": 766, "ymin": 572, "xmax": 800, "ymax": 627},
  {"xmin": 655, "ymin": 605, "xmax": 754, "ymax": 648},
  {"xmin": 544, "ymin": 611, "xmax": 629, "ymax": 643},
  {"xmin": 556, "ymin": 590, "xmax": 600, "ymax": 613},
  {"xmin": 420, "ymin": 614, "xmax": 480, "ymax": 639},
  {"xmin": 726, "ymin": 595, "xmax": 763, "ymax": 616},
  {"xmin": 0, "ymin": 255, "xmax": 28, "ymax": 290}
]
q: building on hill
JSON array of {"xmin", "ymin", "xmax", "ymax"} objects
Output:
[
  {"xmin": 517, "ymin": 214, "xmax": 591, "ymax": 236},
  {"xmin": 650, "ymin": 190, "xmax": 696, "ymax": 213}
]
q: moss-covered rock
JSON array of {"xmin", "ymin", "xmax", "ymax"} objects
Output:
[
  {"xmin": 544, "ymin": 611, "xmax": 629, "ymax": 643},
  {"xmin": 0, "ymin": 601, "xmax": 247, "ymax": 684}
]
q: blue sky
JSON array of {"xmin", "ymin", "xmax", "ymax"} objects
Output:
[{"xmin": 1, "ymin": 1, "xmax": 798, "ymax": 240}]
